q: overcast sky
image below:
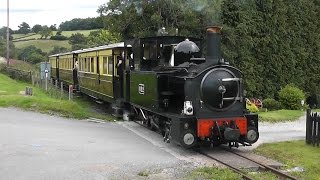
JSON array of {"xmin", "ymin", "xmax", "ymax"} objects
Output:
[{"xmin": 0, "ymin": 0, "xmax": 107, "ymax": 30}]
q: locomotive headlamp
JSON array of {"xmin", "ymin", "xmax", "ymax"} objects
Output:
[
  {"xmin": 184, "ymin": 101, "xmax": 193, "ymax": 115},
  {"xmin": 184, "ymin": 123, "xmax": 189, "ymax": 129}
]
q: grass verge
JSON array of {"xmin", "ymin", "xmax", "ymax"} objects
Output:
[
  {"xmin": 0, "ymin": 73, "xmax": 112, "ymax": 120},
  {"xmin": 258, "ymin": 109, "xmax": 304, "ymax": 123},
  {"xmin": 254, "ymin": 140, "xmax": 320, "ymax": 179},
  {"xmin": 190, "ymin": 167, "xmax": 242, "ymax": 180}
]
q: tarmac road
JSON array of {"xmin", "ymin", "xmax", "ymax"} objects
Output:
[{"xmin": 0, "ymin": 108, "xmax": 206, "ymax": 180}]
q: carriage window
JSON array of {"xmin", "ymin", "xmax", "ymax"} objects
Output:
[
  {"xmin": 108, "ymin": 56, "xmax": 113, "ymax": 75},
  {"xmin": 87, "ymin": 58, "xmax": 90, "ymax": 72},
  {"xmin": 91, "ymin": 58, "xmax": 95, "ymax": 73},
  {"xmin": 103, "ymin": 57, "xmax": 108, "ymax": 75},
  {"xmin": 84, "ymin": 58, "xmax": 87, "ymax": 71}
]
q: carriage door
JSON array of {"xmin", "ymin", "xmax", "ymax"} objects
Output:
[{"xmin": 113, "ymin": 52, "xmax": 124, "ymax": 99}]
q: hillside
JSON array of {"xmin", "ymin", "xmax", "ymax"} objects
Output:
[{"xmin": 12, "ymin": 29, "xmax": 96, "ymax": 53}]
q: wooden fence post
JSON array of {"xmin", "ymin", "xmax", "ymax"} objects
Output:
[
  {"xmin": 31, "ymin": 74, "xmax": 35, "ymax": 86},
  {"xmin": 306, "ymin": 109, "xmax": 311, "ymax": 144},
  {"xmin": 69, "ymin": 85, "xmax": 73, "ymax": 101},
  {"xmin": 60, "ymin": 82, "xmax": 63, "ymax": 98},
  {"xmin": 55, "ymin": 80, "xmax": 58, "ymax": 89}
]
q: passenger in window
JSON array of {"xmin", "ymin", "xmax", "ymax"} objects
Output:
[
  {"xmin": 129, "ymin": 53, "xmax": 134, "ymax": 70},
  {"xmin": 116, "ymin": 56, "xmax": 124, "ymax": 76}
]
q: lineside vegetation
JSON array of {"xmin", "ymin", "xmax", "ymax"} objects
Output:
[
  {"xmin": 255, "ymin": 140, "xmax": 320, "ymax": 179},
  {"xmin": 0, "ymin": 73, "xmax": 112, "ymax": 120}
]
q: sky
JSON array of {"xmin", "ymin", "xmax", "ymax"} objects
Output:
[{"xmin": 0, "ymin": 0, "xmax": 108, "ymax": 30}]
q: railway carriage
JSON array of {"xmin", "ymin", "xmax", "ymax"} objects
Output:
[
  {"xmin": 77, "ymin": 43, "xmax": 126, "ymax": 102},
  {"xmin": 49, "ymin": 26, "xmax": 259, "ymax": 148}
]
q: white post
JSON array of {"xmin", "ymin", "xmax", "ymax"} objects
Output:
[
  {"xmin": 69, "ymin": 85, "xmax": 73, "ymax": 101},
  {"xmin": 6, "ymin": 0, "xmax": 9, "ymax": 66}
]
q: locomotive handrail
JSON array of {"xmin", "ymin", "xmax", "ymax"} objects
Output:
[
  {"xmin": 222, "ymin": 78, "xmax": 241, "ymax": 82},
  {"xmin": 223, "ymin": 97, "xmax": 242, "ymax": 101}
]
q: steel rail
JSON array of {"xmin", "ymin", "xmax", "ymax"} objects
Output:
[
  {"xmin": 223, "ymin": 148, "xmax": 298, "ymax": 180},
  {"xmin": 197, "ymin": 150, "xmax": 254, "ymax": 180}
]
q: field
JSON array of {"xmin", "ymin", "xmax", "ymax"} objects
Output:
[
  {"xmin": 14, "ymin": 39, "xmax": 71, "ymax": 53},
  {"xmin": 12, "ymin": 29, "xmax": 96, "ymax": 53},
  {"xmin": 12, "ymin": 29, "xmax": 95, "ymax": 41}
]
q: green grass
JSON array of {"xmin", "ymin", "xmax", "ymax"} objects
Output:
[
  {"xmin": 13, "ymin": 33, "xmax": 41, "ymax": 41},
  {"xmin": 12, "ymin": 30, "xmax": 96, "ymax": 41},
  {"xmin": 254, "ymin": 140, "xmax": 320, "ymax": 179},
  {"xmin": 12, "ymin": 33, "xmax": 37, "ymax": 40},
  {"xmin": 0, "ymin": 73, "xmax": 112, "ymax": 120},
  {"xmin": 137, "ymin": 171, "xmax": 149, "ymax": 177},
  {"xmin": 14, "ymin": 39, "xmax": 71, "ymax": 53},
  {"xmin": 258, "ymin": 109, "xmax": 304, "ymax": 123},
  {"xmin": 12, "ymin": 30, "xmax": 97, "ymax": 53},
  {"xmin": 190, "ymin": 167, "xmax": 242, "ymax": 180},
  {"xmin": 55, "ymin": 29, "xmax": 96, "ymax": 37}
]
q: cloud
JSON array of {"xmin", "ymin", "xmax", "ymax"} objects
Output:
[
  {"xmin": 0, "ymin": 0, "xmax": 107, "ymax": 29},
  {"xmin": 0, "ymin": 9, "xmax": 44, "ymax": 13}
]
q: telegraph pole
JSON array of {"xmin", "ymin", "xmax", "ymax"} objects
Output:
[{"xmin": 6, "ymin": 0, "xmax": 10, "ymax": 66}]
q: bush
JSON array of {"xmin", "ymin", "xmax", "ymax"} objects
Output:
[
  {"xmin": 50, "ymin": 35, "xmax": 68, "ymax": 40},
  {"xmin": 279, "ymin": 85, "xmax": 305, "ymax": 110},
  {"xmin": 263, "ymin": 98, "xmax": 281, "ymax": 110}
]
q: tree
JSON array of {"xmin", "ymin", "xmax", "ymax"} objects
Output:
[
  {"xmin": 69, "ymin": 33, "xmax": 88, "ymax": 50},
  {"xmin": 59, "ymin": 17, "xmax": 104, "ymax": 31},
  {"xmin": 49, "ymin": 46, "xmax": 69, "ymax": 55},
  {"xmin": 17, "ymin": 45, "xmax": 47, "ymax": 64},
  {"xmin": 17, "ymin": 22, "xmax": 31, "ymax": 34},
  {"xmin": 0, "ymin": 36, "xmax": 16, "ymax": 58},
  {"xmin": 39, "ymin": 26, "xmax": 53, "ymax": 39},
  {"xmin": 97, "ymin": 0, "xmax": 218, "ymax": 39},
  {"xmin": 0, "ymin": 26, "xmax": 13, "ymax": 40},
  {"xmin": 87, "ymin": 29, "xmax": 120, "ymax": 46},
  {"xmin": 32, "ymin": 24, "xmax": 43, "ymax": 33},
  {"xmin": 49, "ymin": 24, "xmax": 57, "ymax": 31},
  {"xmin": 221, "ymin": 0, "xmax": 320, "ymax": 98}
]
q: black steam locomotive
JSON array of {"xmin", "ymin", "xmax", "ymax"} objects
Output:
[{"xmin": 49, "ymin": 26, "xmax": 259, "ymax": 148}]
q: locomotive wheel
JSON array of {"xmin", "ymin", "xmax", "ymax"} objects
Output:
[
  {"xmin": 245, "ymin": 126, "xmax": 259, "ymax": 144},
  {"xmin": 181, "ymin": 130, "xmax": 197, "ymax": 149}
]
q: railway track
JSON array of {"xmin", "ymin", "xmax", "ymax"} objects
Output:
[{"xmin": 197, "ymin": 147, "xmax": 298, "ymax": 180}]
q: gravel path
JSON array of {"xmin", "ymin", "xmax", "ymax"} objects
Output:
[{"xmin": 244, "ymin": 113, "xmax": 306, "ymax": 150}]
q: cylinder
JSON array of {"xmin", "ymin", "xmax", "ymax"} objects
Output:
[{"xmin": 206, "ymin": 26, "xmax": 221, "ymax": 65}]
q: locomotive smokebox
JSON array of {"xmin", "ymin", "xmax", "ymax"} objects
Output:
[{"xmin": 206, "ymin": 26, "xmax": 221, "ymax": 65}]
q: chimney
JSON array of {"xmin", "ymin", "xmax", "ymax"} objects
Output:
[{"xmin": 206, "ymin": 26, "xmax": 221, "ymax": 65}]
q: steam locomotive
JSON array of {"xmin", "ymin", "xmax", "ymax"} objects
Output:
[{"xmin": 49, "ymin": 26, "xmax": 259, "ymax": 148}]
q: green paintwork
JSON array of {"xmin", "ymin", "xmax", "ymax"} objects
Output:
[
  {"xmin": 59, "ymin": 69, "xmax": 73, "ymax": 85},
  {"xmin": 78, "ymin": 72, "xmax": 114, "ymax": 99},
  {"xmin": 130, "ymin": 71, "xmax": 158, "ymax": 109},
  {"xmin": 51, "ymin": 68, "xmax": 57, "ymax": 79}
]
